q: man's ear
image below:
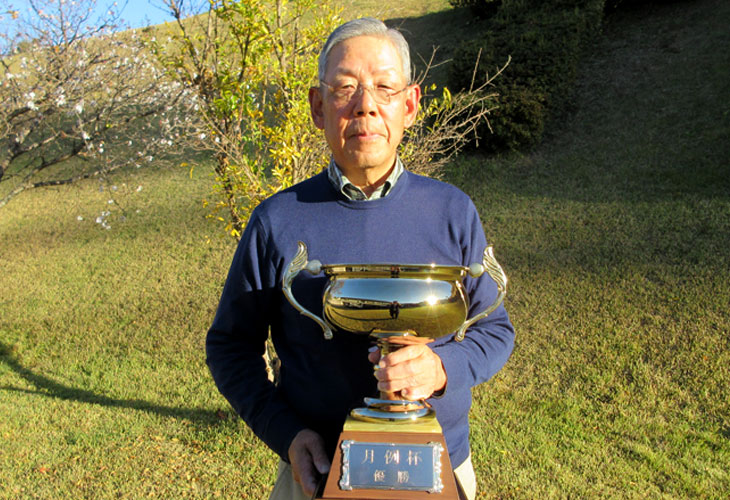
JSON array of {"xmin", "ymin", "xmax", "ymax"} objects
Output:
[
  {"xmin": 403, "ymin": 83, "xmax": 422, "ymax": 129},
  {"xmin": 309, "ymin": 87, "xmax": 325, "ymax": 130}
]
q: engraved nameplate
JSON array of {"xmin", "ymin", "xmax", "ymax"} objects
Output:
[{"xmin": 339, "ymin": 440, "xmax": 444, "ymax": 493}]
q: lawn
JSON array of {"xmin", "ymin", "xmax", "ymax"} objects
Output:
[{"xmin": 1, "ymin": 0, "xmax": 728, "ymax": 498}]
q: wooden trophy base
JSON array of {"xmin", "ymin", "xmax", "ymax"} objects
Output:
[{"xmin": 319, "ymin": 415, "xmax": 459, "ymax": 500}]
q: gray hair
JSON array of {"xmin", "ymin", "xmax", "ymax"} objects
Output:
[{"xmin": 318, "ymin": 17, "xmax": 412, "ymax": 84}]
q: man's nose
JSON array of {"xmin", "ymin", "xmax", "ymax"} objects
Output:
[{"xmin": 352, "ymin": 86, "xmax": 378, "ymax": 116}]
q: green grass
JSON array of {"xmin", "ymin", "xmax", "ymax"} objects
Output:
[
  {"xmin": 0, "ymin": 165, "xmax": 278, "ymax": 498},
  {"xmin": 1, "ymin": 0, "xmax": 729, "ymax": 498}
]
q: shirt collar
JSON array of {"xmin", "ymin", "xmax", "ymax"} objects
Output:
[{"xmin": 326, "ymin": 157, "xmax": 404, "ymax": 201}]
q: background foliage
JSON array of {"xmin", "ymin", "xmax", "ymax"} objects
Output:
[{"xmin": 149, "ymin": 0, "xmax": 342, "ymax": 239}]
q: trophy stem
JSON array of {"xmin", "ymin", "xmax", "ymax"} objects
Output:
[
  {"xmin": 374, "ymin": 331, "xmax": 431, "ymax": 403},
  {"xmin": 349, "ymin": 331, "xmax": 435, "ymax": 423}
]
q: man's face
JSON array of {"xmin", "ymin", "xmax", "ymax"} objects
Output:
[{"xmin": 309, "ymin": 35, "xmax": 421, "ymax": 184}]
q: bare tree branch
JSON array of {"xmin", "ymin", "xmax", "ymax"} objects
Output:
[{"xmin": 0, "ymin": 0, "xmax": 195, "ymax": 208}]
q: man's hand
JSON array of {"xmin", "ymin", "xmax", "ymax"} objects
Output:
[
  {"xmin": 369, "ymin": 344, "xmax": 447, "ymax": 400},
  {"xmin": 287, "ymin": 429, "xmax": 330, "ymax": 497}
]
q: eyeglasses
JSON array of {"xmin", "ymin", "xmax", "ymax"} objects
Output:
[{"xmin": 319, "ymin": 80, "xmax": 409, "ymax": 106}]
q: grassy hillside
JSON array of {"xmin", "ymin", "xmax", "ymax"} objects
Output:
[
  {"xmin": 444, "ymin": 0, "xmax": 730, "ymax": 495},
  {"xmin": 1, "ymin": 0, "xmax": 728, "ymax": 498}
]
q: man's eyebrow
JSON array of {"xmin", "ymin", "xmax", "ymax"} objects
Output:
[
  {"xmin": 330, "ymin": 74, "xmax": 402, "ymax": 85},
  {"xmin": 330, "ymin": 67, "xmax": 401, "ymax": 79}
]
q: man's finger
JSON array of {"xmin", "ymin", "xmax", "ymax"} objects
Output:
[
  {"xmin": 376, "ymin": 374, "xmax": 422, "ymax": 393},
  {"xmin": 297, "ymin": 458, "xmax": 317, "ymax": 495},
  {"xmin": 401, "ymin": 384, "xmax": 432, "ymax": 401},
  {"xmin": 376, "ymin": 347, "xmax": 432, "ymax": 381},
  {"xmin": 376, "ymin": 344, "xmax": 426, "ymax": 367},
  {"xmin": 308, "ymin": 438, "xmax": 331, "ymax": 476},
  {"xmin": 367, "ymin": 346, "xmax": 381, "ymax": 365}
]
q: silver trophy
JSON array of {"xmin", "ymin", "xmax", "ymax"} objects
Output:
[{"xmin": 283, "ymin": 241, "xmax": 507, "ymax": 423}]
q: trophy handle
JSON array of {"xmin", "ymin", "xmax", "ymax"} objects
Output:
[
  {"xmin": 454, "ymin": 246, "xmax": 508, "ymax": 342},
  {"xmin": 282, "ymin": 241, "xmax": 334, "ymax": 340}
]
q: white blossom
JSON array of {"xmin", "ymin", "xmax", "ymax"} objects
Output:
[{"xmin": 0, "ymin": 0, "xmax": 195, "ymax": 211}]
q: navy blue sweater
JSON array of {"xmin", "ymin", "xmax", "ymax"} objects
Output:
[{"xmin": 206, "ymin": 170, "xmax": 515, "ymax": 469}]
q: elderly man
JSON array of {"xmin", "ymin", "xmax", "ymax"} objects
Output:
[{"xmin": 206, "ymin": 17, "xmax": 514, "ymax": 500}]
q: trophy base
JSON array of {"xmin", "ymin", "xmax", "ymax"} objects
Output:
[
  {"xmin": 350, "ymin": 398, "xmax": 432, "ymax": 422},
  {"xmin": 350, "ymin": 406, "xmax": 433, "ymax": 423},
  {"xmin": 319, "ymin": 416, "xmax": 459, "ymax": 499}
]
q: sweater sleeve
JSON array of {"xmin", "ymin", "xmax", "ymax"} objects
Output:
[
  {"xmin": 205, "ymin": 212, "xmax": 306, "ymax": 460},
  {"xmin": 430, "ymin": 201, "xmax": 515, "ymax": 393}
]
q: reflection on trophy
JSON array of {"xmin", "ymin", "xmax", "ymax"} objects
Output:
[{"xmin": 283, "ymin": 241, "xmax": 507, "ymax": 499}]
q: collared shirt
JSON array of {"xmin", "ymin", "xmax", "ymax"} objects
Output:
[{"xmin": 326, "ymin": 157, "xmax": 404, "ymax": 201}]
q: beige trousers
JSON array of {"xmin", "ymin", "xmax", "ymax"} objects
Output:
[{"xmin": 269, "ymin": 454, "xmax": 476, "ymax": 500}]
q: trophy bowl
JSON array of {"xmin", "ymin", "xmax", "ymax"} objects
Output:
[
  {"xmin": 322, "ymin": 263, "xmax": 470, "ymax": 340},
  {"xmin": 283, "ymin": 242, "xmax": 507, "ymax": 423}
]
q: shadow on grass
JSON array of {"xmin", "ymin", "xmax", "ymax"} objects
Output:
[{"xmin": 0, "ymin": 342, "xmax": 228, "ymax": 427}]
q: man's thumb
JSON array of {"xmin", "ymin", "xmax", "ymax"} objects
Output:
[{"xmin": 308, "ymin": 441, "xmax": 331, "ymax": 475}]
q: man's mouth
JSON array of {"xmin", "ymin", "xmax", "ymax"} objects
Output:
[{"xmin": 349, "ymin": 130, "xmax": 382, "ymax": 140}]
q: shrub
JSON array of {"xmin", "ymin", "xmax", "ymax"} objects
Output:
[
  {"xmin": 448, "ymin": 0, "xmax": 503, "ymax": 19},
  {"xmin": 485, "ymin": 83, "xmax": 548, "ymax": 151},
  {"xmin": 448, "ymin": 0, "xmax": 606, "ymax": 151}
]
